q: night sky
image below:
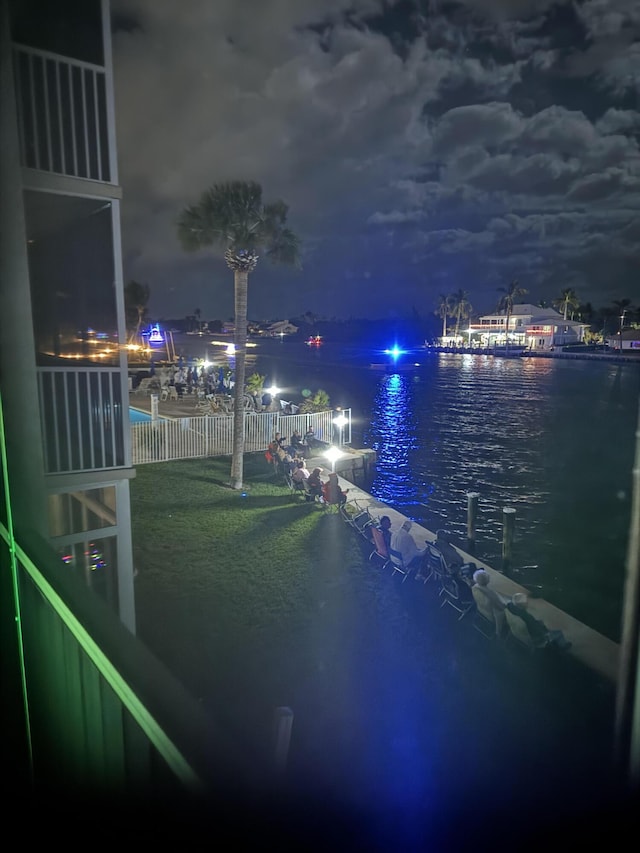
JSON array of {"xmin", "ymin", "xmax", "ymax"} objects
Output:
[{"xmin": 111, "ymin": 0, "xmax": 640, "ymax": 321}]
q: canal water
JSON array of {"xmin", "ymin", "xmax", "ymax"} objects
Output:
[{"xmin": 170, "ymin": 334, "xmax": 640, "ymax": 642}]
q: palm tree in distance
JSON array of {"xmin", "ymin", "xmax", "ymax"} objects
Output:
[
  {"xmin": 177, "ymin": 181, "xmax": 301, "ymax": 489},
  {"xmin": 436, "ymin": 294, "xmax": 453, "ymax": 342},
  {"xmin": 553, "ymin": 288, "xmax": 579, "ymax": 320},
  {"xmin": 450, "ymin": 289, "xmax": 473, "ymax": 343},
  {"xmin": 497, "ymin": 279, "xmax": 528, "ymax": 351},
  {"xmin": 124, "ymin": 280, "xmax": 150, "ymax": 345}
]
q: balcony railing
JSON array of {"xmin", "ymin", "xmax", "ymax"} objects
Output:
[
  {"xmin": 13, "ymin": 43, "xmax": 115, "ymax": 183},
  {"xmin": 38, "ymin": 368, "xmax": 127, "ymax": 473}
]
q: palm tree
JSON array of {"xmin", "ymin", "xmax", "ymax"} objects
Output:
[
  {"xmin": 124, "ymin": 280, "xmax": 150, "ymax": 344},
  {"xmin": 553, "ymin": 288, "xmax": 579, "ymax": 320},
  {"xmin": 177, "ymin": 181, "xmax": 301, "ymax": 489},
  {"xmin": 497, "ymin": 279, "xmax": 528, "ymax": 350},
  {"xmin": 450, "ymin": 289, "xmax": 473, "ymax": 343},
  {"xmin": 435, "ymin": 294, "xmax": 453, "ymax": 341}
]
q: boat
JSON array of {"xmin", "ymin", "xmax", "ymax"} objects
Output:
[
  {"xmin": 306, "ymin": 335, "xmax": 323, "ymax": 346},
  {"xmin": 370, "ymin": 362, "xmax": 421, "ymax": 372}
]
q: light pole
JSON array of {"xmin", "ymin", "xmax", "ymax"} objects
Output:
[
  {"xmin": 333, "ymin": 413, "xmax": 348, "ymax": 447},
  {"xmin": 620, "ymin": 310, "xmax": 627, "ymax": 352}
]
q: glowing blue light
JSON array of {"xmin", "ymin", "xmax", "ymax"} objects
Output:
[{"xmin": 383, "ymin": 345, "xmax": 406, "ymax": 361}]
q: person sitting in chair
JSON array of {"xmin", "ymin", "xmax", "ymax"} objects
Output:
[
  {"xmin": 390, "ymin": 520, "xmax": 428, "ymax": 572},
  {"xmin": 507, "ymin": 593, "xmax": 572, "ymax": 650},
  {"xmin": 472, "ymin": 570, "xmax": 508, "ymax": 612},
  {"xmin": 378, "ymin": 515, "xmax": 392, "ymax": 548},
  {"xmin": 289, "ymin": 429, "xmax": 307, "ymax": 457},
  {"xmin": 307, "ymin": 467, "xmax": 325, "ymax": 501},
  {"xmin": 292, "ymin": 459, "xmax": 310, "ymax": 484},
  {"xmin": 322, "ymin": 472, "xmax": 350, "ymax": 506},
  {"xmin": 434, "ymin": 529, "xmax": 464, "ymax": 571}
]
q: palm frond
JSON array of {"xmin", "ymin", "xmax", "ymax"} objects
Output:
[
  {"xmin": 266, "ymin": 227, "xmax": 302, "ymax": 268},
  {"xmin": 177, "ymin": 181, "xmax": 301, "ymax": 264}
]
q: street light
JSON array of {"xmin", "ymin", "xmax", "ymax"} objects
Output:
[
  {"xmin": 333, "ymin": 413, "xmax": 348, "ymax": 446},
  {"xmin": 620, "ymin": 310, "xmax": 627, "ymax": 352},
  {"xmin": 325, "ymin": 445, "xmax": 344, "ymax": 473}
]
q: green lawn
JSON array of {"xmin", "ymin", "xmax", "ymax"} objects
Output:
[{"xmin": 130, "ymin": 453, "xmax": 617, "ymax": 837}]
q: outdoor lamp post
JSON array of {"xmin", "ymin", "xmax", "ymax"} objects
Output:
[
  {"xmin": 266, "ymin": 384, "xmax": 280, "ymax": 397},
  {"xmin": 333, "ymin": 413, "xmax": 348, "ymax": 446},
  {"xmin": 620, "ymin": 310, "xmax": 627, "ymax": 352},
  {"xmin": 325, "ymin": 446, "xmax": 344, "ymax": 473}
]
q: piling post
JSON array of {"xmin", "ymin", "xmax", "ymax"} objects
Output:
[
  {"xmin": 466, "ymin": 492, "xmax": 480, "ymax": 554},
  {"xmin": 502, "ymin": 507, "xmax": 516, "ymax": 574},
  {"xmin": 150, "ymin": 394, "xmax": 159, "ymax": 421},
  {"xmin": 273, "ymin": 706, "xmax": 294, "ymax": 777}
]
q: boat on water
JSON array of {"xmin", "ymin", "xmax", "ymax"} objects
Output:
[
  {"xmin": 306, "ymin": 335, "xmax": 323, "ymax": 346},
  {"xmin": 370, "ymin": 362, "xmax": 422, "ymax": 372}
]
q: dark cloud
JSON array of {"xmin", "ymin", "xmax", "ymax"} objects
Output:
[{"xmin": 111, "ymin": 0, "xmax": 640, "ymax": 320}]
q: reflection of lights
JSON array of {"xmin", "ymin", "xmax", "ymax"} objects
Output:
[
  {"xmin": 210, "ymin": 340, "xmax": 257, "ymax": 348},
  {"xmin": 325, "ymin": 445, "xmax": 344, "ymax": 472}
]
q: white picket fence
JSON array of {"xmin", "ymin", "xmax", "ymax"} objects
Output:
[{"xmin": 131, "ymin": 409, "xmax": 350, "ymax": 465}]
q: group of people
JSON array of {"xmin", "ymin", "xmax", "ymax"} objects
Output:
[
  {"xmin": 374, "ymin": 516, "xmax": 571, "ymax": 651},
  {"xmin": 290, "ymin": 460, "xmax": 350, "ymax": 505}
]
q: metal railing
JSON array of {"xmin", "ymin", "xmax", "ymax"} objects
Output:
[
  {"xmin": 131, "ymin": 409, "xmax": 350, "ymax": 465},
  {"xmin": 38, "ymin": 368, "xmax": 127, "ymax": 473},
  {"xmin": 13, "ymin": 44, "xmax": 113, "ymax": 182}
]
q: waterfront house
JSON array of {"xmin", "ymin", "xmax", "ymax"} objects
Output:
[
  {"xmin": 606, "ymin": 329, "xmax": 640, "ymax": 351},
  {"xmin": 266, "ymin": 319, "xmax": 299, "ymax": 337},
  {"xmin": 466, "ymin": 304, "xmax": 588, "ymax": 351}
]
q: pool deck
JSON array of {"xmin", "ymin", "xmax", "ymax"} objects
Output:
[{"xmin": 129, "ymin": 389, "xmax": 620, "ymax": 685}]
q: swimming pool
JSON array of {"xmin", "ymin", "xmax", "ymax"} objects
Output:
[{"xmin": 129, "ymin": 408, "xmax": 156, "ymax": 424}]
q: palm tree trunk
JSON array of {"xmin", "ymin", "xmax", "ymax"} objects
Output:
[{"xmin": 230, "ymin": 269, "xmax": 249, "ymax": 489}]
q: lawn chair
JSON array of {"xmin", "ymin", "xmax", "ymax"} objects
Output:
[
  {"xmin": 424, "ymin": 544, "xmax": 448, "ymax": 594},
  {"xmin": 440, "ymin": 574, "xmax": 475, "ymax": 621},
  {"xmin": 340, "ymin": 500, "xmax": 375, "ymax": 538},
  {"xmin": 369, "ymin": 526, "xmax": 391, "ymax": 570}
]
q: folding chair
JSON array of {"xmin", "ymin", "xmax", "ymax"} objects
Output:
[
  {"xmin": 369, "ymin": 526, "xmax": 391, "ymax": 570},
  {"xmin": 440, "ymin": 574, "xmax": 475, "ymax": 620},
  {"xmin": 340, "ymin": 500, "xmax": 375, "ymax": 538},
  {"xmin": 425, "ymin": 544, "xmax": 448, "ymax": 594}
]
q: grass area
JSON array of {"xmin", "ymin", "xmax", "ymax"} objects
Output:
[{"xmin": 130, "ymin": 453, "xmax": 619, "ymax": 842}]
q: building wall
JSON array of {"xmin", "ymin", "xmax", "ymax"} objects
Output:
[{"xmin": 0, "ymin": 0, "xmax": 136, "ymax": 631}]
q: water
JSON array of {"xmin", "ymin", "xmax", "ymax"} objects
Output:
[
  {"xmin": 163, "ymin": 335, "xmax": 640, "ymax": 641},
  {"xmin": 130, "ymin": 407, "xmax": 154, "ymax": 424}
]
